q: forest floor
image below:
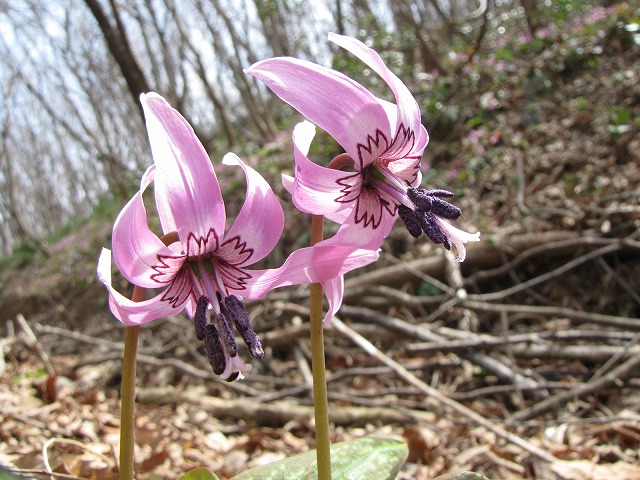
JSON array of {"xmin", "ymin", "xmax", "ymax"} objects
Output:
[{"xmin": 1, "ymin": 8, "xmax": 640, "ymax": 480}]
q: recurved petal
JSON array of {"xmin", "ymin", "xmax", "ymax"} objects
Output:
[
  {"xmin": 221, "ymin": 153, "xmax": 284, "ymax": 265},
  {"xmin": 328, "ymin": 33, "xmax": 422, "ymax": 158},
  {"xmin": 435, "ymin": 218, "xmax": 481, "ymax": 262},
  {"xmin": 291, "ymin": 121, "xmax": 354, "ymax": 221},
  {"xmin": 112, "ymin": 165, "xmax": 183, "ymax": 288},
  {"xmin": 240, "ymin": 245, "xmax": 379, "ymax": 300},
  {"xmin": 141, "ymin": 92, "xmax": 225, "ymax": 248},
  {"xmin": 98, "ymin": 249, "xmax": 184, "ymax": 325},
  {"xmin": 320, "ymin": 275, "xmax": 344, "ymax": 324},
  {"xmin": 321, "ymin": 205, "xmax": 397, "ymax": 251},
  {"xmin": 246, "ymin": 57, "xmax": 390, "ymax": 165}
]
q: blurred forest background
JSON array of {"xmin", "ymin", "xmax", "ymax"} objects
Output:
[
  {"xmin": 1, "ymin": 0, "xmax": 640, "ymax": 479},
  {"xmin": 0, "ymin": 0, "xmax": 633, "ymax": 255}
]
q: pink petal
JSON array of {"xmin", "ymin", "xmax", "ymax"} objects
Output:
[
  {"xmin": 141, "ymin": 92, "xmax": 225, "ymax": 248},
  {"xmin": 435, "ymin": 219, "xmax": 481, "ymax": 262},
  {"xmin": 221, "ymin": 153, "xmax": 284, "ymax": 265},
  {"xmin": 245, "ymin": 58, "xmax": 390, "ymax": 166},
  {"xmin": 328, "ymin": 33, "xmax": 424, "ymax": 159},
  {"xmin": 111, "ymin": 165, "xmax": 184, "ymax": 288},
  {"xmin": 320, "ymin": 275, "xmax": 344, "ymax": 324},
  {"xmin": 241, "ymin": 245, "xmax": 379, "ymax": 299},
  {"xmin": 321, "ymin": 205, "xmax": 397, "ymax": 251},
  {"xmin": 98, "ymin": 249, "xmax": 184, "ymax": 325},
  {"xmin": 291, "ymin": 122, "xmax": 354, "ymax": 221}
]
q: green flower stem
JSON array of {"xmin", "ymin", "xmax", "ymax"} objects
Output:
[
  {"xmin": 118, "ymin": 231, "xmax": 179, "ymax": 480},
  {"xmin": 119, "ymin": 322, "xmax": 140, "ymax": 480},
  {"xmin": 305, "ymin": 153, "xmax": 354, "ymax": 480},
  {"xmin": 310, "ymin": 213, "xmax": 331, "ymax": 480}
]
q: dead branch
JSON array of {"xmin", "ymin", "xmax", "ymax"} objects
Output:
[
  {"xmin": 511, "ymin": 353, "xmax": 640, "ymax": 422},
  {"xmin": 346, "ymin": 230, "xmax": 582, "ymax": 289},
  {"xmin": 339, "ymin": 305, "xmax": 539, "ymax": 388},
  {"xmin": 461, "ymin": 301, "xmax": 640, "ymax": 330},
  {"xmin": 135, "ymin": 386, "xmax": 426, "ymax": 427},
  {"xmin": 16, "ymin": 314, "xmax": 55, "ymax": 377},
  {"xmin": 330, "ymin": 316, "xmax": 557, "ymax": 464}
]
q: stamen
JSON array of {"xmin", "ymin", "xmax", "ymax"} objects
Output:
[
  {"xmin": 418, "ymin": 213, "xmax": 451, "ymax": 249},
  {"xmin": 196, "ymin": 259, "xmax": 221, "ymax": 312},
  {"xmin": 215, "ymin": 311, "xmax": 238, "ymax": 357},
  {"xmin": 203, "ymin": 324, "xmax": 226, "ymax": 375},
  {"xmin": 372, "ymin": 165, "xmax": 410, "ymax": 193},
  {"xmin": 398, "ymin": 205, "xmax": 422, "ymax": 238},
  {"xmin": 223, "ymin": 295, "xmax": 264, "ymax": 359},
  {"xmin": 368, "ymin": 167, "xmax": 414, "ymax": 209},
  {"xmin": 408, "ymin": 188, "xmax": 461, "ymax": 217},
  {"xmin": 426, "ymin": 189, "xmax": 455, "ymax": 198},
  {"xmin": 407, "ymin": 188, "xmax": 433, "ymax": 212},
  {"xmin": 194, "ymin": 295, "xmax": 208, "ymax": 341},
  {"xmin": 430, "ymin": 197, "xmax": 461, "ymax": 220}
]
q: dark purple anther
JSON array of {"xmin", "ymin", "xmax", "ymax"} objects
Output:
[
  {"xmin": 203, "ymin": 324, "xmax": 226, "ymax": 375},
  {"xmin": 223, "ymin": 295, "xmax": 265, "ymax": 359},
  {"xmin": 194, "ymin": 295, "xmax": 208, "ymax": 341},
  {"xmin": 430, "ymin": 197, "xmax": 461, "ymax": 220},
  {"xmin": 418, "ymin": 212, "xmax": 451, "ymax": 249},
  {"xmin": 216, "ymin": 312, "xmax": 238, "ymax": 358},
  {"xmin": 407, "ymin": 188, "xmax": 434, "ymax": 212},
  {"xmin": 398, "ymin": 205, "xmax": 422, "ymax": 238}
]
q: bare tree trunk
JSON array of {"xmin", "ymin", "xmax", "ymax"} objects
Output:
[
  {"xmin": 253, "ymin": 0, "xmax": 292, "ymax": 57},
  {"xmin": 82, "ymin": 0, "xmax": 151, "ymax": 118},
  {"xmin": 335, "ymin": 0, "xmax": 345, "ymax": 35},
  {"xmin": 0, "ymin": 124, "xmax": 49, "ymax": 256},
  {"xmin": 352, "ymin": 0, "xmax": 381, "ymax": 33},
  {"xmin": 141, "ymin": 0, "xmax": 187, "ymax": 110},
  {"xmin": 164, "ymin": 0, "xmax": 236, "ymax": 148},
  {"xmin": 198, "ymin": 0, "xmax": 277, "ymax": 139},
  {"xmin": 389, "ymin": 0, "xmax": 446, "ymax": 75},
  {"xmin": 521, "ymin": 0, "xmax": 541, "ymax": 36}
]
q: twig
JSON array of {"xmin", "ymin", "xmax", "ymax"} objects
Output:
[
  {"xmin": 405, "ymin": 329, "xmax": 639, "ymax": 355},
  {"xmin": 33, "ymin": 323, "xmax": 157, "ymax": 354},
  {"xmin": 510, "ymin": 352, "xmax": 640, "ymax": 421},
  {"xmin": 450, "ymin": 382, "xmax": 573, "ymax": 402},
  {"xmin": 292, "ymin": 316, "xmax": 313, "ymax": 385},
  {"xmin": 469, "ymin": 241, "xmax": 622, "ymax": 303},
  {"xmin": 507, "ymin": 344, "xmax": 640, "ymax": 361},
  {"xmin": 588, "ymin": 333, "xmax": 640, "ymax": 382},
  {"xmin": 0, "ymin": 335, "xmax": 17, "ymax": 376},
  {"xmin": 596, "ymin": 256, "xmax": 640, "ymax": 306},
  {"xmin": 380, "ymin": 251, "xmax": 455, "ymax": 295},
  {"xmin": 466, "ymin": 236, "xmax": 615, "ymax": 283},
  {"xmin": 345, "ymin": 230, "xmax": 581, "ymax": 289},
  {"xmin": 330, "ymin": 316, "xmax": 557, "ymax": 463},
  {"xmin": 16, "ymin": 314, "xmax": 55, "ymax": 377},
  {"xmin": 42, "ymin": 437, "xmax": 115, "ymax": 479},
  {"xmin": 135, "ymin": 386, "xmax": 426, "ymax": 426},
  {"xmin": 339, "ymin": 305, "xmax": 538, "ymax": 387},
  {"xmin": 461, "ymin": 300, "xmax": 640, "ymax": 330},
  {"xmin": 344, "ymin": 284, "xmax": 447, "ymax": 307}
]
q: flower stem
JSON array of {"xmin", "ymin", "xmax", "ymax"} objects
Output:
[
  {"xmin": 310, "ymin": 214, "xmax": 331, "ymax": 480},
  {"xmin": 118, "ymin": 231, "xmax": 179, "ymax": 480},
  {"xmin": 119, "ymin": 288, "xmax": 144, "ymax": 480}
]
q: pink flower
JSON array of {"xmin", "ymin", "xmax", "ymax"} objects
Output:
[
  {"xmin": 97, "ymin": 93, "xmax": 378, "ymax": 379},
  {"xmin": 247, "ymin": 34, "xmax": 479, "ymax": 261}
]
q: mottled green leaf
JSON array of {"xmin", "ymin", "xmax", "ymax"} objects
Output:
[
  {"xmin": 0, "ymin": 468, "xmax": 32, "ymax": 480},
  {"xmin": 231, "ymin": 436, "xmax": 407, "ymax": 480},
  {"xmin": 178, "ymin": 466, "xmax": 222, "ymax": 480}
]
